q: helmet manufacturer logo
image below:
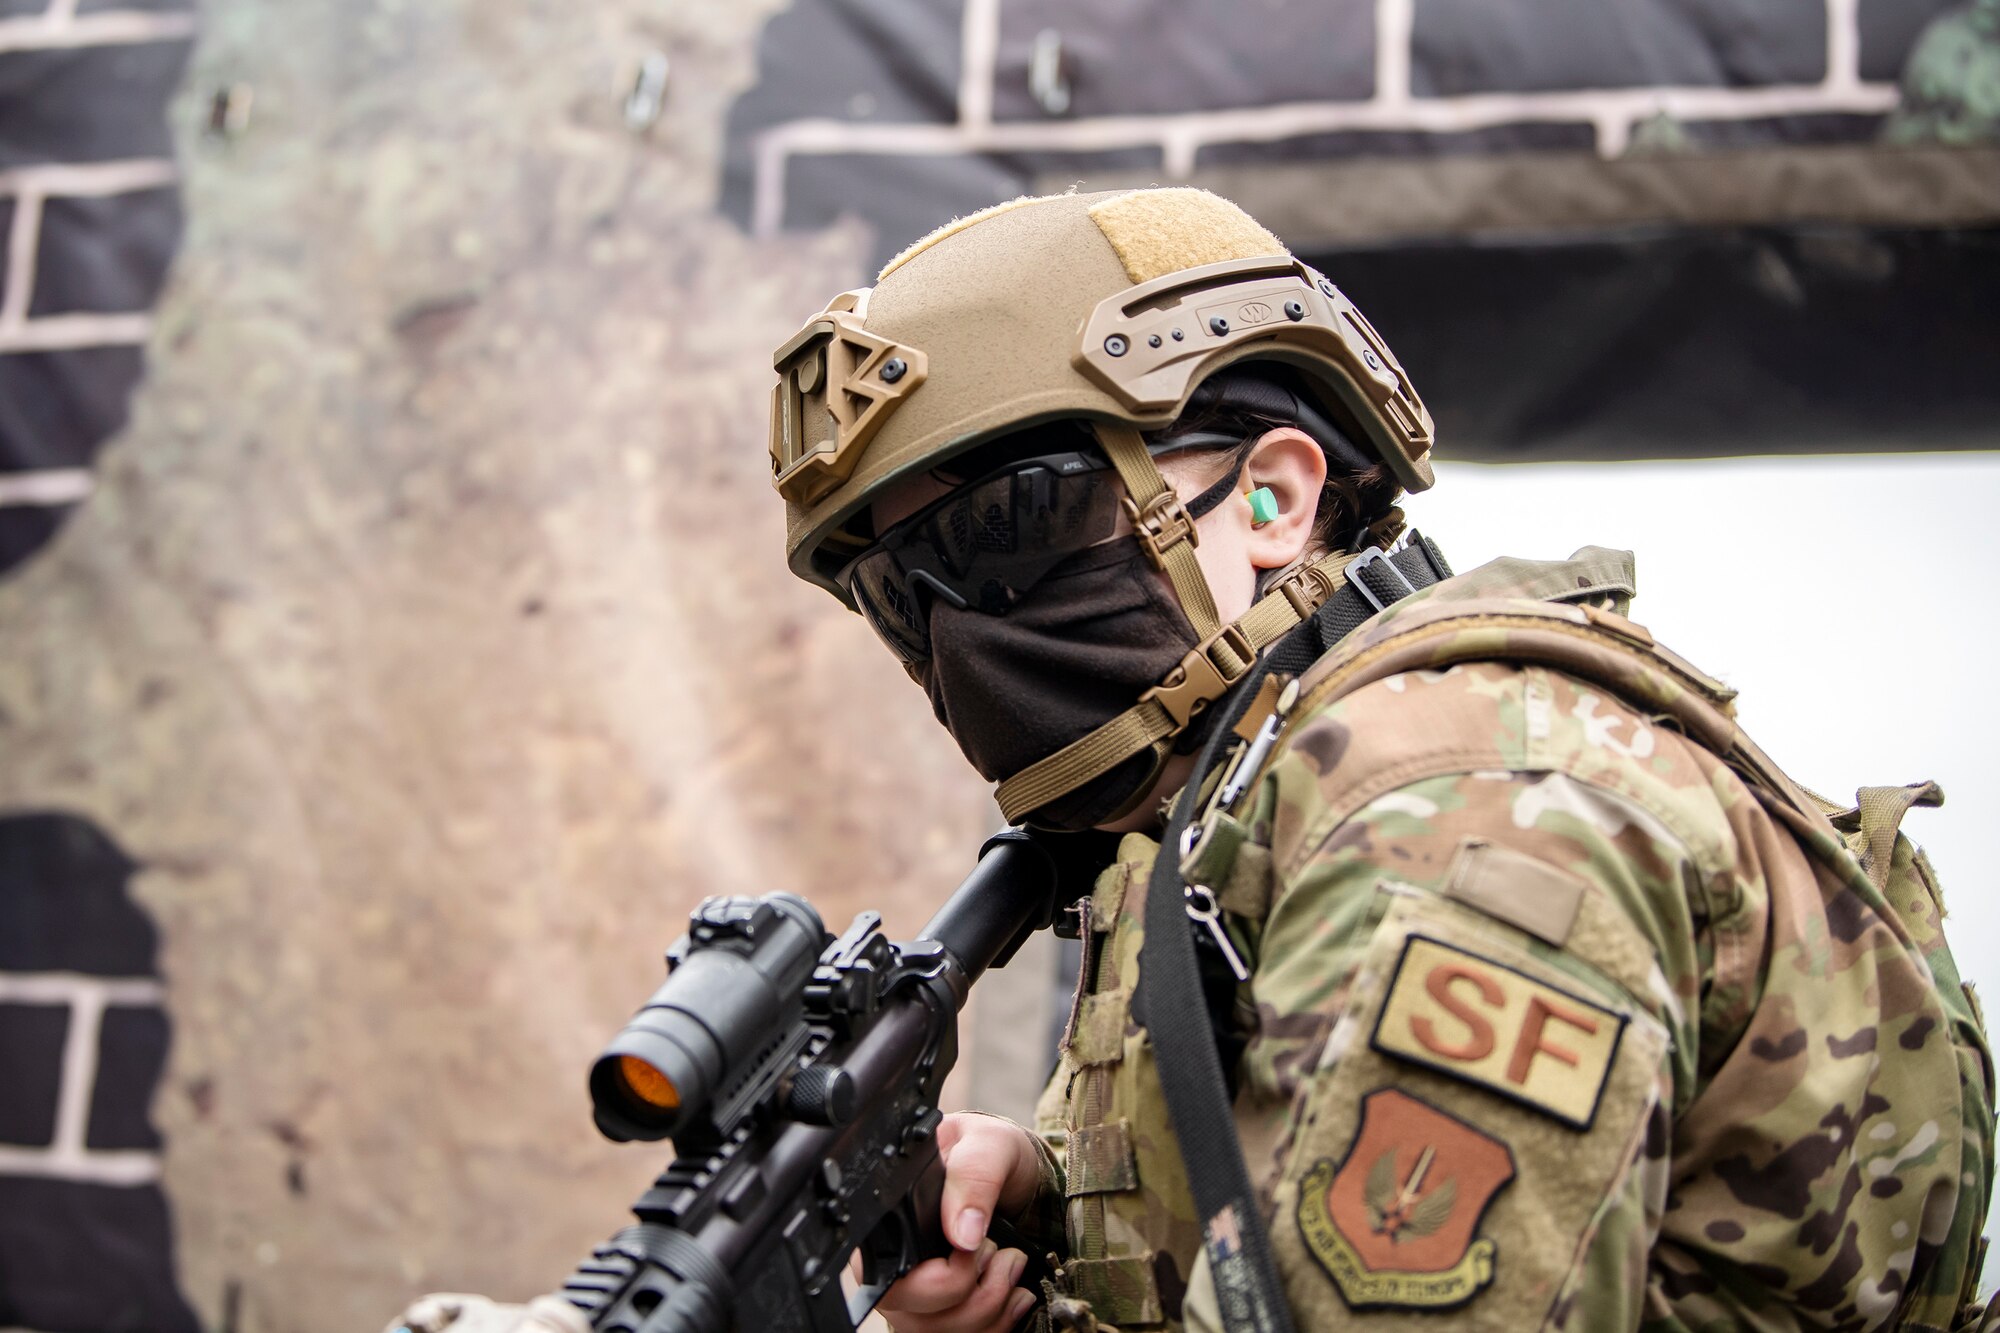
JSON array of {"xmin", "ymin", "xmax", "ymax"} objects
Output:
[{"xmin": 1237, "ymin": 301, "xmax": 1273, "ymax": 325}]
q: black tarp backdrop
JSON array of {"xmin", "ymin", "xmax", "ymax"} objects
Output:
[
  {"xmin": 722, "ymin": 0, "xmax": 2000, "ymax": 461},
  {"xmin": 0, "ymin": 813, "xmax": 199, "ymax": 1333},
  {"xmin": 0, "ymin": 4, "xmax": 191, "ymax": 580},
  {"xmin": 1316, "ymin": 226, "xmax": 2000, "ymax": 460},
  {"xmin": 0, "ymin": 1, "xmax": 201, "ymax": 1328}
]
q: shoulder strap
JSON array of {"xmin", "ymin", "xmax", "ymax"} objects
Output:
[
  {"xmin": 1135, "ymin": 640, "xmax": 1299, "ymax": 1333},
  {"xmin": 1126, "ymin": 539, "xmax": 1448, "ymax": 1333},
  {"xmin": 1829, "ymin": 781, "xmax": 1945, "ymax": 891}
]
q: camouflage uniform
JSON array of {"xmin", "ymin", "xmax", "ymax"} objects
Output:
[
  {"xmin": 1884, "ymin": 0, "xmax": 2000, "ymax": 146},
  {"xmin": 1014, "ymin": 547, "xmax": 1997, "ymax": 1332}
]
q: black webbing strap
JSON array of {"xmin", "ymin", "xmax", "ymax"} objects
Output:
[
  {"xmin": 1312, "ymin": 536, "xmax": 1452, "ymax": 656},
  {"xmin": 1131, "ymin": 534, "xmax": 1447, "ymax": 1332}
]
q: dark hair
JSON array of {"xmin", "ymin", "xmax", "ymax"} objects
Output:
[{"xmin": 1150, "ymin": 364, "xmax": 1402, "ymax": 552}]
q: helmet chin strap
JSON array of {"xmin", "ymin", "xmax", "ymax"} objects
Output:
[
  {"xmin": 1095, "ymin": 421, "xmax": 1222, "ymax": 641},
  {"xmin": 993, "ymin": 422, "xmax": 1361, "ymax": 827}
]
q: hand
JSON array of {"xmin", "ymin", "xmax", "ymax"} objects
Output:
[
  {"xmin": 385, "ymin": 1293, "xmax": 590, "ymax": 1333},
  {"xmin": 876, "ymin": 1113, "xmax": 1046, "ymax": 1333}
]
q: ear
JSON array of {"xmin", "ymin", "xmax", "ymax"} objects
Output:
[{"xmin": 1242, "ymin": 427, "xmax": 1327, "ymax": 571}]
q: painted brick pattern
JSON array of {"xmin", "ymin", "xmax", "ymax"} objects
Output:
[
  {"xmin": 725, "ymin": 0, "xmax": 1951, "ymax": 263},
  {"xmin": 0, "ymin": 0, "xmax": 192, "ymax": 577},
  {"xmin": 0, "ymin": 812, "xmax": 198, "ymax": 1332}
]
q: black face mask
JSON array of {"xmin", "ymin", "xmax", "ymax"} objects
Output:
[{"xmin": 924, "ymin": 538, "xmax": 1200, "ymax": 830}]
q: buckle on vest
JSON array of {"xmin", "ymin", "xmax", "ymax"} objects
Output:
[
  {"xmin": 1142, "ymin": 625, "xmax": 1255, "ymax": 729},
  {"xmin": 1344, "ymin": 546, "xmax": 1417, "ymax": 613},
  {"xmin": 1122, "ymin": 491, "xmax": 1198, "ymax": 570}
]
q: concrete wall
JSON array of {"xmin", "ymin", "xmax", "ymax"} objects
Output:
[{"xmin": 0, "ymin": 1, "xmax": 1010, "ymax": 1327}]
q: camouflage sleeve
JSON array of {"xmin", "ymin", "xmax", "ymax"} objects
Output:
[
  {"xmin": 953, "ymin": 1107, "xmax": 1070, "ymax": 1257},
  {"xmin": 1183, "ymin": 660, "xmax": 1745, "ymax": 1330},
  {"xmin": 1018, "ymin": 1126, "xmax": 1070, "ymax": 1257}
]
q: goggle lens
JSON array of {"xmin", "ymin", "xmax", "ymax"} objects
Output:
[
  {"xmin": 838, "ymin": 425, "xmax": 1255, "ymax": 670},
  {"xmin": 839, "ymin": 452, "xmax": 1125, "ymax": 669}
]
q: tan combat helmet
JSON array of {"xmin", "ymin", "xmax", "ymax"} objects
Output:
[{"xmin": 769, "ymin": 187, "xmax": 1437, "ymax": 824}]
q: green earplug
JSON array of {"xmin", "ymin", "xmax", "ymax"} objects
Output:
[{"xmin": 1247, "ymin": 486, "xmax": 1279, "ymax": 526}]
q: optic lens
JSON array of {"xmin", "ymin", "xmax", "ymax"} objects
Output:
[{"xmin": 616, "ymin": 1055, "xmax": 681, "ymax": 1111}]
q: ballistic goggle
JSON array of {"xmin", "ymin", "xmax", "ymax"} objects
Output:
[
  {"xmin": 837, "ymin": 431, "xmax": 1244, "ymax": 670},
  {"xmin": 838, "ymin": 372, "xmax": 1369, "ymax": 670}
]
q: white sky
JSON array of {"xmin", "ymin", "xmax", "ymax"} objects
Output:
[{"xmin": 1412, "ymin": 451, "xmax": 2000, "ymax": 1249}]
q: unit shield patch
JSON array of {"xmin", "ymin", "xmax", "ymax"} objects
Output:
[{"xmin": 1297, "ymin": 1088, "xmax": 1515, "ymax": 1310}]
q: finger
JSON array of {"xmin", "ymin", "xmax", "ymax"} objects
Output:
[
  {"xmin": 939, "ymin": 1120, "xmax": 1023, "ymax": 1250},
  {"xmin": 1002, "ymin": 1287, "xmax": 1037, "ymax": 1331},
  {"xmin": 906, "ymin": 1248, "xmax": 1028, "ymax": 1333},
  {"xmin": 960, "ymin": 1248, "xmax": 1032, "ymax": 1328},
  {"xmin": 934, "ymin": 1113, "xmax": 971, "ymax": 1156},
  {"xmin": 961, "ymin": 1248, "xmax": 1031, "ymax": 1333},
  {"xmin": 878, "ymin": 1240, "xmax": 995, "ymax": 1318}
]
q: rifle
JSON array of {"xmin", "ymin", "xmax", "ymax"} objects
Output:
[{"xmin": 550, "ymin": 828, "xmax": 1089, "ymax": 1333}]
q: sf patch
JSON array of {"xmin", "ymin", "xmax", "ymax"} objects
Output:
[
  {"xmin": 1297, "ymin": 1087, "xmax": 1515, "ymax": 1310},
  {"xmin": 1371, "ymin": 934, "xmax": 1627, "ymax": 1129}
]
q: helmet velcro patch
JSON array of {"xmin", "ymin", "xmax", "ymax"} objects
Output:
[
  {"xmin": 876, "ymin": 192, "xmax": 1070, "ymax": 281},
  {"xmin": 1086, "ymin": 187, "xmax": 1289, "ymax": 285}
]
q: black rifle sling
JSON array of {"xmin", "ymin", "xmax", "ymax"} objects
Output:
[{"xmin": 1133, "ymin": 538, "xmax": 1446, "ymax": 1333}]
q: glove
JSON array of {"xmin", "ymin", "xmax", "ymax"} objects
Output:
[{"xmin": 384, "ymin": 1293, "xmax": 592, "ymax": 1333}]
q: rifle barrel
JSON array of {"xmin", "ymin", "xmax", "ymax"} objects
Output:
[{"xmin": 917, "ymin": 831, "xmax": 1058, "ymax": 984}]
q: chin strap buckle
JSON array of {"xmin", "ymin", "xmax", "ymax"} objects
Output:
[
  {"xmin": 1274, "ymin": 559, "xmax": 1345, "ymax": 620},
  {"xmin": 1142, "ymin": 625, "xmax": 1255, "ymax": 730},
  {"xmin": 1123, "ymin": 491, "xmax": 1199, "ymax": 570}
]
